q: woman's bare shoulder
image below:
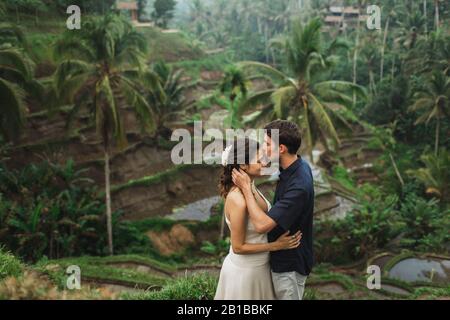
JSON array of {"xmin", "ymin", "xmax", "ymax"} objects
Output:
[{"xmin": 225, "ymin": 188, "xmax": 246, "ymax": 210}]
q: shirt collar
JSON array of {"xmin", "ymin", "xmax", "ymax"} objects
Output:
[{"xmin": 279, "ymin": 156, "xmax": 301, "ymax": 180}]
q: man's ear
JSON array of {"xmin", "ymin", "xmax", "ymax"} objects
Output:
[
  {"xmin": 279, "ymin": 144, "xmax": 288, "ymax": 155},
  {"xmin": 239, "ymin": 164, "xmax": 248, "ymax": 172}
]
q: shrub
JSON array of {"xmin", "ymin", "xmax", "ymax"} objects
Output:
[
  {"xmin": 0, "ymin": 248, "xmax": 23, "ymax": 281},
  {"xmin": 315, "ymin": 186, "xmax": 403, "ymax": 263},
  {"xmin": 0, "ymin": 160, "xmax": 110, "ymax": 261},
  {"xmin": 200, "ymin": 238, "xmax": 230, "ymax": 262},
  {"xmin": 398, "ymin": 194, "xmax": 450, "ymax": 253}
]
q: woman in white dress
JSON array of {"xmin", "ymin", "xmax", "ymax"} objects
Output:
[{"xmin": 214, "ymin": 138, "xmax": 301, "ymax": 300}]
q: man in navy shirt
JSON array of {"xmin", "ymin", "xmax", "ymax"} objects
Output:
[{"xmin": 232, "ymin": 120, "xmax": 314, "ymax": 300}]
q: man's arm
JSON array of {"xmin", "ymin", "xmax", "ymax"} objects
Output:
[{"xmin": 232, "ymin": 169, "xmax": 277, "ymax": 234}]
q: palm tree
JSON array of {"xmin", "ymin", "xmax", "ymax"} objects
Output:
[
  {"xmin": 434, "ymin": 0, "xmax": 441, "ymax": 30},
  {"xmin": 409, "ymin": 71, "xmax": 449, "ymax": 156},
  {"xmin": 408, "ymin": 148, "xmax": 449, "ymax": 202},
  {"xmin": 395, "ymin": 9, "xmax": 426, "ymax": 50},
  {"xmin": 0, "ymin": 48, "xmax": 27, "ymax": 142},
  {"xmin": 188, "ymin": 0, "xmax": 212, "ymax": 38},
  {"xmin": 238, "ymin": 19, "xmax": 365, "ymax": 157},
  {"xmin": 352, "ymin": 0, "xmax": 368, "ymax": 106},
  {"xmin": 219, "ymin": 65, "xmax": 249, "ymax": 129},
  {"xmin": 53, "ymin": 14, "xmax": 156, "ymax": 255},
  {"xmin": 147, "ymin": 61, "xmax": 192, "ymax": 138},
  {"xmin": 418, "ymin": 30, "xmax": 450, "ymax": 76},
  {"xmin": 0, "ymin": 24, "xmax": 37, "ymax": 142}
]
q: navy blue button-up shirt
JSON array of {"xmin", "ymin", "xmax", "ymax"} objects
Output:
[{"xmin": 267, "ymin": 157, "xmax": 314, "ymax": 276}]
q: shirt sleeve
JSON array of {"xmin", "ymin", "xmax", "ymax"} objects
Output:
[{"xmin": 267, "ymin": 184, "xmax": 306, "ymax": 232}]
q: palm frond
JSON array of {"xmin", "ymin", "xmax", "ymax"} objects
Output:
[
  {"xmin": 314, "ymin": 81, "xmax": 367, "ymax": 99},
  {"xmin": 308, "ymin": 94, "xmax": 340, "ymax": 148},
  {"xmin": 271, "ymin": 85, "xmax": 296, "ymax": 118},
  {"xmin": 237, "ymin": 61, "xmax": 288, "ymax": 82},
  {"xmin": 0, "ymin": 78, "xmax": 25, "ymax": 141},
  {"xmin": 237, "ymin": 89, "xmax": 275, "ymax": 116}
]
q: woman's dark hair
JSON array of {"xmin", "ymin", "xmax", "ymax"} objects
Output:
[{"xmin": 219, "ymin": 137, "xmax": 260, "ymax": 198}]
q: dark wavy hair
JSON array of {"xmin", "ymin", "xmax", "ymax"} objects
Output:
[{"xmin": 219, "ymin": 137, "xmax": 260, "ymax": 198}]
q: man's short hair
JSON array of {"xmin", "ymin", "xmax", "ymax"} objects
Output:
[{"xmin": 264, "ymin": 120, "xmax": 301, "ymax": 155}]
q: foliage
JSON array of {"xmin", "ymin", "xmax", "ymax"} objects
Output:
[
  {"xmin": 408, "ymin": 71, "xmax": 450, "ymax": 155},
  {"xmin": 0, "ymin": 270, "xmax": 115, "ymax": 300},
  {"xmin": 0, "ymin": 247, "xmax": 23, "ymax": 280},
  {"xmin": 219, "ymin": 65, "xmax": 249, "ymax": 128},
  {"xmin": 53, "ymin": 13, "xmax": 160, "ymax": 255},
  {"xmin": 137, "ymin": 0, "xmax": 149, "ymax": 21},
  {"xmin": 0, "ymin": 158, "xmax": 175, "ymax": 262},
  {"xmin": 35, "ymin": 256, "xmax": 168, "ymax": 290},
  {"xmin": 178, "ymin": 0, "xmax": 307, "ymax": 62},
  {"xmin": 53, "ymin": 14, "xmax": 156, "ymax": 144},
  {"xmin": 0, "ymin": 160, "xmax": 109, "ymax": 261},
  {"xmin": 238, "ymin": 18, "xmax": 365, "ymax": 156},
  {"xmin": 200, "ymin": 238, "xmax": 230, "ymax": 261},
  {"xmin": 332, "ymin": 165, "xmax": 356, "ymax": 193},
  {"xmin": 147, "ymin": 61, "xmax": 192, "ymax": 137},
  {"xmin": 152, "ymin": 0, "xmax": 177, "ymax": 28},
  {"xmin": 171, "ymin": 52, "xmax": 230, "ymax": 79},
  {"xmin": 0, "ymin": 24, "xmax": 43, "ymax": 141},
  {"xmin": 407, "ymin": 148, "xmax": 450, "ymax": 202},
  {"xmin": 315, "ymin": 183, "xmax": 450, "ymax": 264},
  {"xmin": 138, "ymin": 27, "xmax": 204, "ymax": 62},
  {"xmin": 122, "ymin": 273, "xmax": 218, "ymax": 300},
  {"xmin": 397, "ymin": 194, "xmax": 450, "ymax": 252}
]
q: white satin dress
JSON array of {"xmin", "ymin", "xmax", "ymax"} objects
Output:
[{"xmin": 214, "ymin": 189, "xmax": 276, "ymax": 300}]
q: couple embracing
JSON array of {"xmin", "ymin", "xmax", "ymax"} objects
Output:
[{"xmin": 214, "ymin": 120, "xmax": 314, "ymax": 300}]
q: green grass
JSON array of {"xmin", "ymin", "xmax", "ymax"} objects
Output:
[
  {"xmin": 121, "ymin": 273, "xmax": 218, "ymax": 300},
  {"xmin": 331, "ymin": 165, "xmax": 357, "ymax": 193},
  {"xmin": 383, "ymin": 251, "xmax": 415, "ymax": 273},
  {"xmin": 410, "ymin": 286, "xmax": 450, "ymax": 299},
  {"xmin": 0, "ymin": 248, "xmax": 24, "ymax": 281},
  {"xmin": 98, "ymin": 255, "xmax": 177, "ymax": 273},
  {"xmin": 309, "ymin": 271, "xmax": 357, "ymax": 291},
  {"xmin": 137, "ymin": 27, "xmax": 204, "ymax": 62},
  {"xmin": 34, "ymin": 255, "xmax": 172, "ymax": 290},
  {"xmin": 110, "ymin": 163, "xmax": 218, "ymax": 194},
  {"xmin": 171, "ymin": 52, "xmax": 231, "ymax": 79}
]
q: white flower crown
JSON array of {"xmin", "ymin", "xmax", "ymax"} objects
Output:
[{"xmin": 221, "ymin": 145, "xmax": 233, "ymax": 166}]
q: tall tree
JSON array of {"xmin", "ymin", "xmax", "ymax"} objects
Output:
[
  {"xmin": 239, "ymin": 19, "xmax": 365, "ymax": 157},
  {"xmin": 0, "ymin": 24, "xmax": 41, "ymax": 142},
  {"xmin": 0, "ymin": 47, "xmax": 28, "ymax": 142},
  {"xmin": 219, "ymin": 65, "xmax": 249, "ymax": 129},
  {"xmin": 434, "ymin": 0, "xmax": 440, "ymax": 30},
  {"xmin": 137, "ymin": 0, "xmax": 148, "ymax": 21},
  {"xmin": 408, "ymin": 149, "xmax": 449, "ymax": 202},
  {"xmin": 409, "ymin": 71, "xmax": 449, "ymax": 156},
  {"xmin": 152, "ymin": 0, "xmax": 177, "ymax": 28},
  {"xmin": 146, "ymin": 61, "xmax": 191, "ymax": 138},
  {"xmin": 53, "ymin": 14, "xmax": 156, "ymax": 255}
]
